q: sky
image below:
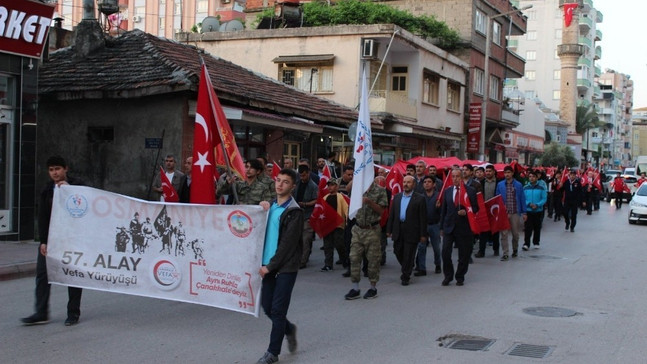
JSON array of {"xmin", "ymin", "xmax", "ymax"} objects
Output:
[{"xmin": 594, "ymin": 0, "xmax": 647, "ymax": 108}]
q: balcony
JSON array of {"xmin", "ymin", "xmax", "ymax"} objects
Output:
[
  {"xmin": 595, "ymin": 46, "xmax": 601, "ymax": 60},
  {"xmin": 578, "ymin": 57, "xmax": 591, "ymax": 68},
  {"xmin": 594, "ymin": 85, "xmax": 601, "ymax": 98},
  {"xmin": 582, "ymin": 0, "xmax": 593, "ymax": 10},
  {"xmin": 600, "ymin": 107, "xmax": 613, "ymax": 115},
  {"xmin": 578, "ymin": 36, "xmax": 592, "ymax": 49},
  {"xmin": 504, "ymin": 79, "xmax": 517, "ymax": 87},
  {"xmin": 594, "ymin": 64, "xmax": 601, "ymax": 77},
  {"xmin": 577, "ymin": 78, "xmax": 591, "ymax": 91},
  {"xmin": 596, "ymin": 10, "xmax": 603, "ymax": 23},
  {"xmin": 579, "ymin": 15, "xmax": 593, "ymax": 31},
  {"xmin": 595, "ymin": 29, "xmax": 602, "ymax": 41},
  {"xmin": 508, "ymin": 39, "xmax": 518, "ymax": 48},
  {"xmin": 369, "ymin": 91, "xmax": 417, "ymax": 120}
]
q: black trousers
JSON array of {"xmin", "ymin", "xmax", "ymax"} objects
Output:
[
  {"xmin": 442, "ymin": 227, "xmax": 473, "ymax": 283},
  {"xmin": 563, "ymin": 202, "xmax": 579, "ymax": 228},
  {"xmin": 35, "ymin": 246, "xmax": 82, "ymax": 318},
  {"xmin": 393, "ymin": 239, "xmax": 417, "ymax": 282},
  {"xmin": 524, "ymin": 211, "xmax": 543, "ymax": 246},
  {"xmin": 478, "ymin": 231, "xmax": 499, "ymax": 254}
]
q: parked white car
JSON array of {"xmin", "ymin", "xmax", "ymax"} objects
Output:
[{"xmin": 629, "ymin": 184, "xmax": 647, "ymax": 224}]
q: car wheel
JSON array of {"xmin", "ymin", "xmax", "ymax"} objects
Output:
[{"xmin": 629, "ymin": 219, "xmax": 637, "ymax": 225}]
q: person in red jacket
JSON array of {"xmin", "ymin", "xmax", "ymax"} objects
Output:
[{"xmin": 612, "ymin": 173, "xmax": 629, "ymax": 209}]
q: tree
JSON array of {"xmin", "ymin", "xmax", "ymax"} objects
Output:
[
  {"xmin": 538, "ymin": 142, "xmax": 578, "ymax": 168},
  {"xmin": 576, "ymin": 104, "xmax": 604, "ymax": 135}
]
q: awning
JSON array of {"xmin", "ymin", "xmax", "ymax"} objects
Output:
[{"xmin": 272, "ymin": 54, "xmax": 336, "ymax": 64}]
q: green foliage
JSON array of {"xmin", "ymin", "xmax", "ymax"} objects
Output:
[
  {"xmin": 575, "ymin": 104, "xmax": 604, "ymax": 135},
  {"xmin": 299, "ymin": 0, "xmax": 461, "ymax": 50},
  {"xmin": 191, "ymin": 23, "xmax": 202, "ymax": 33},
  {"xmin": 538, "ymin": 142, "xmax": 578, "ymax": 168}
]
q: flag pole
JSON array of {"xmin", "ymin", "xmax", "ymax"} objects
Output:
[{"xmin": 200, "ymin": 57, "xmax": 240, "ymax": 205}]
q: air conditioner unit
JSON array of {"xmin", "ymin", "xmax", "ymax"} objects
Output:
[
  {"xmin": 132, "ymin": 15, "xmax": 142, "ymax": 23},
  {"xmin": 361, "ymin": 39, "xmax": 377, "ymax": 59}
]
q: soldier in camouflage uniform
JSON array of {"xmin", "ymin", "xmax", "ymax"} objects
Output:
[
  {"xmin": 217, "ymin": 159, "xmax": 273, "ymax": 205},
  {"xmin": 344, "ymin": 181, "xmax": 388, "ymax": 300}
]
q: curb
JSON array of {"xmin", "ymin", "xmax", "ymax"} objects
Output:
[{"xmin": 0, "ymin": 262, "xmax": 36, "ymax": 281}]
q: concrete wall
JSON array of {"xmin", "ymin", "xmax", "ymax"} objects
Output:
[{"xmin": 37, "ymin": 94, "xmax": 191, "ymax": 200}]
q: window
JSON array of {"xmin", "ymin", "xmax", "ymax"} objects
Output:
[
  {"xmin": 493, "ymin": 21, "xmax": 502, "ymax": 45},
  {"xmin": 473, "ymin": 68, "xmax": 484, "ymax": 95},
  {"xmin": 525, "ymin": 70, "xmax": 536, "ymax": 80},
  {"xmin": 159, "ymin": 17, "xmax": 165, "ymax": 29},
  {"xmin": 280, "ymin": 66, "xmax": 334, "ymax": 93},
  {"xmin": 197, "ymin": 0, "xmax": 208, "ymax": 12},
  {"xmin": 174, "ymin": 1, "xmax": 182, "ymax": 15},
  {"xmin": 422, "ymin": 71, "xmax": 440, "ymax": 105},
  {"xmin": 555, "ymin": 50, "xmax": 560, "ymax": 59},
  {"xmin": 526, "ymin": 51, "xmax": 537, "ymax": 61},
  {"xmin": 283, "ymin": 143, "xmax": 300, "ymax": 168},
  {"xmin": 447, "ymin": 82, "xmax": 461, "ymax": 112},
  {"xmin": 554, "ymin": 70, "xmax": 561, "ymax": 80},
  {"xmin": 527, "ymin": 10, "xmax": 537, "ymax": 20},
  {"xmin": 369, "ymin": 60, "xmax": 387, "ymax": 96},
  {"xmin": 527, "ymin": 31, "xmax": 537, "ymax": 40},
  {"xmin": 489, "ymin": 76, "xmax": 500, "ymax": 101},
  {"xmin": 391, "ymin": 66, "xmax": 408, "ymax": 92},
  {"xmin": 553, "ymin": 90, "xmax": 561, "ymax": 100},
  {"xmin": 475, "ymin": 10, "xmax": 486, "ymax": 34},
  {"xmin": 135, "ymin": 6, "xmax": 145, "ymax": 16}
]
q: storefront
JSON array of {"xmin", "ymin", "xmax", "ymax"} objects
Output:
[{"xmin": 0, "ymin": 0, "xmax": 55, "ymax": 240}]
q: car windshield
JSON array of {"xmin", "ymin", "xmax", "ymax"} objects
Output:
[
  {"xmin": 638, "ymin": 184, "xmax": 647, "ymax": 196},
  {"xmin": 625, "ymin": 177, "xmax": 637, "ymax": 183}
]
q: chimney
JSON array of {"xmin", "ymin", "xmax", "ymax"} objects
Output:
[{"xmin": 73, "ymin": 0, "xmax": 105, "ymax": 58}]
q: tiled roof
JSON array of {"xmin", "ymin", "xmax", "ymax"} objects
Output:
[{"xmin": 39, "ymin": 29, "xmax": 362, "ymax": 126}]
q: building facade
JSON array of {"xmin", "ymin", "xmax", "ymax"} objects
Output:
[
  {"xmin": 180, "ymin": 24, "xmax": 469, "ymax": 163},
  {"xmin": 0, "ymin": 0, "xmax": 56, "ymax": 241},
  {"xmin": 595, "ymin": 71, "xmax": 634, "ymax": 168}
]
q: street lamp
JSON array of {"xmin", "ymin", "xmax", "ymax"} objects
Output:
[{"xmin": 479, "ymin": 4, "xmax": 533, "ymax": 161}]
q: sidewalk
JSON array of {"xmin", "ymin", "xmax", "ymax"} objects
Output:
[{"xmin": 0, "ymin": 241, "xmax": 38, "ymax": 281}]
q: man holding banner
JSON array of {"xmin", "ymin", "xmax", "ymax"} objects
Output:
[
  {"xmin": 22, "ymin": 156, "xmax": 84, "ymax": 327},
  {"xmin": 258, "ymin": 168, "xmax": 303, "ymax": 364}
]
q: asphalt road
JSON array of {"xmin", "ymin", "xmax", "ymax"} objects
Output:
[{"xmin": 2, "ymin": 200, "xmax": 647, "ymax": 364}]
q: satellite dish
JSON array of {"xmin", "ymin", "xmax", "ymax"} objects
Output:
[
  {"xmin": 200, "ymin": 16, "xmax": 220, "ymax": 33},
  {"xmin": 219, "ymin": 19, "xmax": 244, "ymax": 32}
]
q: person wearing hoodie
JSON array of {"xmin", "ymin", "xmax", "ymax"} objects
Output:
[{"xmin": 522, "ymin": 170, "xmax": 547, "ymax": 250}]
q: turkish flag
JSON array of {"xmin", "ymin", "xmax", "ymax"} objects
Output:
[
  {"xmin": 200, "ymin": 63, "xmax": 247, "ymax": 181},
  {"xmin": 437, "ymin": 171, "xmax": 452, "ymax": 206},
  {"xmin": 191, "ymin": 64, "xmax": 219, "ymax": 204},
  {"xmin": 564, "ymin": 3, "xmax": 578, "ymax": 27},
  {"xmin": 473, "ymin": 192, "xmax": 490, "ymax": 234},
  {"xmin": 485, "ymin": 195, "xmax": 511, "ymax": 233},
  {"xmin": 559, "ymin": 167, "xmax": 569, "ymax": 188},
  {"xmin": 581, "ymin": 173, "xmax": 589, "ymax": 187},
  {"xmin": 385, "ymin": 167, "xmax": 403, "ymax": 197},
  {"xmin": 271, "ymin": 161, "xmax": 281, "ymax": 181},
  {"xmin": 310, "ymin": 198, "xmax": 343, "ymax": 238},
  {"xmin": 160, "ymin": 167, "xmax": 179, "ymax": 203},
  {"xmin": 318, "ymin": 163, "xmax": 332, "ymax": 195},
  {"xmin": 458, "ymin": 182, "xmax": 480, "ymax": 234},
  {"xmin": 592, "ymin": 172, "xmax": 602, "ymax": 190}
]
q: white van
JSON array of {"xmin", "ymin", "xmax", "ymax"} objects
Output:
[{"xmin": 635, "ymin": 156, "xmax": 647, "ymax": 176}]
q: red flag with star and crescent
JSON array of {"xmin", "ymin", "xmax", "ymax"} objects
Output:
[
  {"xmin": 564, "ymin": 3, "xmax": 578, "ymax": 27},
  {"xmin": 385, "ymin": 168, "xmax": 403, "ymax": 198},
  {"xmin": 271, "ymin": 161, "xmax": 281, "ymax": 181},
  {"xmin": 160, "ymin": 167, "xmax": 180, "ymax": 203},
  {"xmin": 310, "ymin": 163, "xmax": 344, "ymax": 238},
  {"xmin": 458, "ymin": 181, "xmax": 481, "ymax": 234},
  {"xmin": 318, "ymin": 163, "xmax": 332, "ymax": 194},
  {"xmin": 191, "ymin": 64, "xmax": 218, "ymax": 204},
  {"xmin": 484, "ymin": 195, "xmax": 510, "ymax": 233}
]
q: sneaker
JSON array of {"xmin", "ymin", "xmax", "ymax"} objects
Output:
[
  {"xmin": 435, "ymin": 265, "xmax": 442, "ymax": 274},
  {"xmin": 286, "ymin": 324, "xmax": 297, "ymax": 353},
  {"xmin": 413, "ymin": 270, "xmax": 427, "ymax": 276},
  {"xmin": 64, "ymin": 316, "xmax": 79, "ymax": 326},
  {"xmin": 512, "ymin": 250, "xmax": 518, "ymax": 258},
  {"xmin": 522, "ymin": 245, "xmax": 529, "ymax": 251},
  {"xmin": 320, "ymin": 266, "xmax": 332, "ymax": 272},
  {"xmin": 341, "ymin": 270, "xmax": 350, "ymax": 278},
  {"xmin": 474, "ymin": 252, "xmax": 485, "ymax": 258},
  {"xmin": 344, "ymin": 289, "xmax": 361, "ymax": 300},
  {"xmin": 500, "ymin": 255, "xmax": 509, "ymax": 261},
  {"xmin": 565, "ymin": 224, "xmax": 569, "ymax": 230},
  {"xmin": 363, "ymin": 288, "xmax": 378, "ymax": 299},
  {"xmin": 493, "ymin": 251, "xmax": 499, "ymax": 257},
  {"xmin": 570, "ymin": 227, "xmax": 574, "ymax": 232},
  {"xmin": 533, "ymin": 244, "xmax": 540, "ymax": 249},
  {"xmin": 21, "ymin": 314, "xmax": 49, "ymax": 326},
  {"xmin": 256, "ymin": 351, "xmax": 278, "ymax": 364}
]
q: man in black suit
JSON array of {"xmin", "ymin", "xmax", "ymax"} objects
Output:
[
  {"xmin": 387, "ymin": 175, "xmax": 428, "ymax": 286},
  {"xmin": 439, "ymin": 169, "xmax": 478, "ymax": 286}
]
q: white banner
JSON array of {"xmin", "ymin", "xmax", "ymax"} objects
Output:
[{"xmin": 46, "ymin": 185, "xmax": 267, "ymax": 317}]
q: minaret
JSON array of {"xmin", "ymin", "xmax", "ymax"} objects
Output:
[{"xmin": 557, "ymin": 0, "xmax": 583, "ymax": 133}]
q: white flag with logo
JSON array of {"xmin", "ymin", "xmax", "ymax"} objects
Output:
[{"xmin": 349, "ymin": 67, "xmax": 374, "ymax": 219}]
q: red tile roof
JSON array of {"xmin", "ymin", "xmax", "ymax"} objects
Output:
[{"xmin": 39, "ymin": 30, "xmax": 362, "ymax": 126}]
